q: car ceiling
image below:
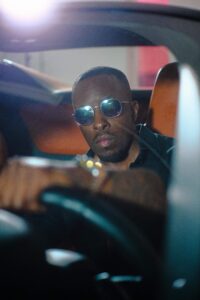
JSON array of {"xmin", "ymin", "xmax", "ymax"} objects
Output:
[{"xmin": 1, "ymin": 2, "xmax": 200, "ymax": 73}]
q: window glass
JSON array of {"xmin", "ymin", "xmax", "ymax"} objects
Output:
[{"xmin": 0, "ymin": 46, "xmax": 176, "ymax": 89}]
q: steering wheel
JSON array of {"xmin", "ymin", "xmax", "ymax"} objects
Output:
[
  {"xmin": 39, "ymin": 186, "xmax": 162, "ymax": 294},
  {"xmin": 0, "ymin": 186, "xmax": 163, "ymax": 298}
]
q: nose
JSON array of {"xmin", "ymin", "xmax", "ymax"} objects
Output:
[{"xmin": 93, "ymin": 109, "xmax": 110, "ymax": 131}]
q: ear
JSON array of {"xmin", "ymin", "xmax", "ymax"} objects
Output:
[{"xmin": 130, "ymin": 100, "xmax": 139, "ymax": 122}]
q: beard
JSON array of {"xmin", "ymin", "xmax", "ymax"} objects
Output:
[{"xmin": 97, "ymin": 140, "xmax": 132, "ymax": 163}]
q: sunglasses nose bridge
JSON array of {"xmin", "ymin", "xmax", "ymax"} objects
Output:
[{"xmin": 93, "ymin": 106, "xmax": 110, "ymax": 130}]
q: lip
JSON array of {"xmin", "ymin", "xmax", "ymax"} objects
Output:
[{"xmin": 95, "ymin": 134, "xmax": 114, "ymax": 148}]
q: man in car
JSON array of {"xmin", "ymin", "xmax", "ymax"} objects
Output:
[
  {"xmin": 0, "ymin": 66, "xmax": 174, "ymax": 213},
  {"xmin": 72, "ymin": 66, "xmax": 173, "ymax": 185}
]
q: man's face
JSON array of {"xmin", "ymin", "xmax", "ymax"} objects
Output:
[{"xmin": 72, "ymin": 74, "xmax": 138, "ymax": 162}]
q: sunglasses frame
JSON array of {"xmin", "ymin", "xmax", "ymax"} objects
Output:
[{"xmin": 73, "ymin": 98, "xmax": 130, "ymax": 126}]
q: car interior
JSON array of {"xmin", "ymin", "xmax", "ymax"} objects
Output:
[
  {"xmin": 0, "ymin": 57, "xmax": 179, "ymax": 298},
  {"xmin": 0, "ymin": 1, "xmax": 199, "ymax": 299},
  {"xmin": 0, "ymin": 59, "xmax": 177, "ymax": 159}
]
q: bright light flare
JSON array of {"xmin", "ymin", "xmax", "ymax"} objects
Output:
[{"xmin": 1, "ymin": 0, "xmax": 56, "ymax": 25}]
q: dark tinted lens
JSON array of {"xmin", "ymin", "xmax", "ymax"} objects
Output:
[
  {"xmin": 74, "ymin": 106, "xmax": 94, "ymax": 125},
  {"xmin": 101, "ymin": 99, "xmax": 122, "ymax": 117}
]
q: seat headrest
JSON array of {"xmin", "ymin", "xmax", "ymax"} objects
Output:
[{"xmin": 147, "ymin": 62, "xmax": 179, "ymax": 137}]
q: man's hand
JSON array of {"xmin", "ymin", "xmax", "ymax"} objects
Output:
[
  {"xmin": 0, "ymin": 156, "xmax": 166, "ymax": 214},
  {"xmin": 0, "ymin": 157, "xmax": 93, "ymax": 211}
]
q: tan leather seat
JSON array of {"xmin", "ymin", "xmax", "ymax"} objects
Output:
[
  {"xmin": 147, "ymin": 62, "xmax": 179, "ymax": 138},
  {"xmin": 21, "ymin": 103, "xmax": 89, "ymax": 155}
]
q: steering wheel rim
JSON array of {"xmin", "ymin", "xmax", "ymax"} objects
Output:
[{"xmin": 40, "ymin": 186, "xmax": 162, "ymax": 282}]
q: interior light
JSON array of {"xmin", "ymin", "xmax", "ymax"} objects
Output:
[{"xmin": 1, "ymin": 0, "xmax": 56, "ymax": 25}]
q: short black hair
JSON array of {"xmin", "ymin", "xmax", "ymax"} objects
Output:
[{"xmin": 72, "ymin": 66, "xmax": 131, "ymax": 93}]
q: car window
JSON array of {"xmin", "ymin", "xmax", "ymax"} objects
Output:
[{"xmin": 0, "ymin": 45, "xmax": 176, "ymax": 89}]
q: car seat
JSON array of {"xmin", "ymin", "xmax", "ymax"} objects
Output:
[
  {"xmin": 21, "ymin": 103, "xmax": 89, "ymax": 156},
  {"xmin": 147, "ymin": 62, "xmax": 179, "ymax": 138}
]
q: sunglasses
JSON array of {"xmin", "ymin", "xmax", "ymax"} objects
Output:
[{"xmin": 73, "ymin": 98, "xmax": 129, "ymax": 126}]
